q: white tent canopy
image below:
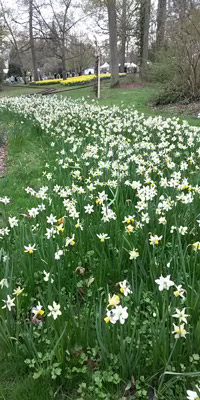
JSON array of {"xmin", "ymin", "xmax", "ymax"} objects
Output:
[{"xmin": 100, "ymin": 62, "xmax": 109, "ymax": 69}]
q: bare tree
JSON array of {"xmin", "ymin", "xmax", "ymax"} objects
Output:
[
  {"xmin": 0, "ymin": 0, "xmax": 27, "ymax": 82},
  {"xmin": 34, "ymin": 0, "xmax": 90, "ymax": 79}
]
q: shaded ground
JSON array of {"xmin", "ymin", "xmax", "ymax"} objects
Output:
[
  {"xmin": 151, "ymin": 100, "xmax": 200, "ymax": 118},
  {"xmin": 0, "ymin": 136, "xmax": 7, "ymax": 177},
  {"xmin": 119, "ymin": 82, "xmax": 147, "ymax": 89}
]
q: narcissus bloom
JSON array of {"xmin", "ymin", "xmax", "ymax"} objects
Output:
[
  {"xmin": 149, "ymin": 234, "xmax": 162, "ymax": 245},
  {"xmin": 118, "ymin": 280, "xmax": 133, "ymax": 296},
  {"xmin": 24, "ymin": 244, "xmax": 36, "ymax": 254},
  {"xmin": 32, "ymin": 301, "xmax": 44, "ymax": 318},
  {"xmin": 107, "ymin": 294, "xmax": 120, "ymax": 307},
  {"xmin": 2, "ymin": 295, "xmax": 15, "ymax": 311},
  {"xmin": 129, "ymin": 248, "xmax": 139, "ymax": 260},
  {"xmin": 48, "ymin": 301, "xmax": 62, "ymax": 320},
  {"xmin": 173, "ymin": 284, "xmax": 186, "ymax": 298},
  {"xmin": 172, "ymin": 308, "xmax": 189, "ymax": 324},
  {"xmin": 13, "ymin": 286, "xmax": 24, "ymax": 296},
  {"xmin": 0, "ymin": 278, "xmax": 8, "ymax": 289},
  {"xmin": 172, "ymin": 323, "xmax": 188, "ymax": 339},
  {"xmin": 155, "ymin": 275, "xmax": 174, "ymax": 291},
  {"xmin": 96, "ymin": 233, "xmax": 110, "ymax": 242},
  {"xmin": 104, "ymin": 305, "xmax": 128, "ymax": 325},
  {"xmin": 192, "ymin": 242, "xmax": 200, "ymax": 251},
  {"xmin": 187, "ymin": 388, "xmax": 200, "ymax": 399}
]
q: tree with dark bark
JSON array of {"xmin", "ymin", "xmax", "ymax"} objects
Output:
[
  {"xmin": 29, "ymin": 0, "xmax": 38, "ymax": 80},
  {"xmin": 106, "ymin": 0, "xmax": 119, "ymax": 87},
  {"xmin": 139, "ymin": 0, "xmax": 151, "ymax": 77},
  {"xmin": 156, "ymin": 0, "xmax": 166, "ymax": 51}
]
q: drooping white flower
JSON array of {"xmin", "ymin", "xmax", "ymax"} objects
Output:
[{"xmin": 0, "ymin": 278, "xmax": 8, "ymax": 289}]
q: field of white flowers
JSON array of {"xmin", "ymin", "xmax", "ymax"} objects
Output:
[{"xmin": 0, "ymin": 95, "xmax": 200, "ymax": 399}]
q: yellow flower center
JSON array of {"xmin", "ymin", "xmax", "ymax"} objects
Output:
[
  {"xmin": 38, "ymin": 310, "xmax": 44, "ymax": 316},
  {"xmin": 29, "ymin": 249, "xmax": 34, "ymax": 254},
  {"xmin": 101, "ymin": 238, "xmax": 105, "ymax": 242},
  {"xmin": 104, "ymin": 317, "xmax": 110, "ymax": 323}
]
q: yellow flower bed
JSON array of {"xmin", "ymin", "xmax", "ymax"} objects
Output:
[
  {"xmin": 34, "ymin": 79, "xmax": 63, "ymax": 85},
  {"xmin": 33, "ymin": 73, "xmax": 126, "ymax": 86}
]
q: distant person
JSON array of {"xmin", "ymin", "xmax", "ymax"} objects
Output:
[
  {"xmin": 14, "ymin": 76, "xmax": 18, "ymax": 82},
  {"xmin": 30, "ymin": 74, "xmax": 32, "ymax": 81},
  {"xmin": 54, "ymin": 73, "xmax": 57, "ymax": 79},
  {"xmin": 10, "ymin": 75, "xmax": 15, "ymax": 83}
]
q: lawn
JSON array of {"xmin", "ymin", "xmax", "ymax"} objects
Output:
[{"xmin": 0, "ymin": 88, "xmax": 200, "ymax": 399}]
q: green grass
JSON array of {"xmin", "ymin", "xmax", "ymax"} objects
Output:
[{"xmin": 0, "ymin": 111, "xmax": 53, "ymax": 214}]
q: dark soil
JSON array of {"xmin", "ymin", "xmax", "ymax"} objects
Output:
[
  {"xmin": 120, "ymin": 82, "xmax": 147, "ymax": 89},
  {"xmin": 151, "ymin": 100, "xmax": 200, "ymax": 118}
]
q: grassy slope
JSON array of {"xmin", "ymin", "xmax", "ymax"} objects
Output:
[{"xmin": 0, "ymin": 111, "xmax": 53, "ymax": 215}]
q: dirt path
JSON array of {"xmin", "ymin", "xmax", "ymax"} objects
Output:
[{"xmin": 0, "ymin": 139, "xmax": 7, "ymax": 177}]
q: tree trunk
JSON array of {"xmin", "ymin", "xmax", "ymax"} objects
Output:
[
  {"xmin": 140, "ymin": 0, "xmax": 151, "ymax": 78},
  {"xmin": 120, "ymin": 0, "xmax": 127, "ymax": 73},
  {"xmin": 29, "ymin": 0, "xmax": 38, "ymax": 81},
  {"xmin": 156, "ymin": 0, "xmax": 166, "ymax": 50},
  {"xmin": 62, "ymin": 41, "xmax": 67, "ymax": 80},
  {"xmin": 107, "ymin": 0, "xmax": 119, "ymax": 88}
]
